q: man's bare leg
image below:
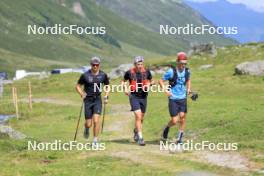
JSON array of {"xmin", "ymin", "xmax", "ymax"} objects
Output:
[
  {"xmin": 84, "ymin": 119, "xmax": 92, "ymax": 139},
  {"xmin": 134, "ymin": 113, "xmax": 144, "ymax": 137},
  {"xmin": 133, "ymin": 110, "xmax": 145, "ymax": 145},
  {"xmin": 92, "ymin": 114, "xmax": 100, "ymax": 144},
  {"xmin": 177, "ymin": 112, "xmax": 186, "ymax": 144},
  {"xmin": 134, "ymin": 110, "xmax": 143, "ymax": 137},
  {"xmin": 162, "ymin": 115, "xmax": 180, "ymax": 140}
]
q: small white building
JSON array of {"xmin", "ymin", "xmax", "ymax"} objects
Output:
[
  {"xmin": 14, "ymin": 70, "xmax": 48, "ymax": 80},
  {"xmin": 14, "ymin": 70, "xmax": 27, "ymax": 80},
  {"xmin": 51, "ymin": 68, "xmax": 73, "ymax": 74},
  {"xmin": 51, "ymin": 66, "xmax": 90, "ymax": 74}
]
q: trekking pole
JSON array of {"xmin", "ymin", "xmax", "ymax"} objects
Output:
[
  {"xmin": 73, "ymin": 102, "xmax": 84, "ymax": 141},
  {"xmin": 101, "ymin": 101, "xmax": 106, "ymax": 133}
]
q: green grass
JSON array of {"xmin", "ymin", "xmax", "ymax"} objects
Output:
[{"xmin": 1, "ymin": 43, "xmax": 264, "ymax": 175}]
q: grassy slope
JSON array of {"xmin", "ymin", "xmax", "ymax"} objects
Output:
[
  {"xmin": 0, "ymin": 43, "xmax": 264, "ymax": 175},
  {"xmin": 145, "ymin": 43, "xmax": 264, "ymax": 149},
  {"xmin": 95, "ymin": 0, "xmax": 237, "ymax": 46}
]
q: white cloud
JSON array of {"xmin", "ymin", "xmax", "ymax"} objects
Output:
[
  {"xmin": 186, "ymin": 0, "xmax": 264, "ymax": 13},
  {"xmin": 227, "ymin": 0, "xmax": 264, "ymax": 13},
  {"xmin": 187, "ymin": 0, "xmax": 217, "ymax": 2}
]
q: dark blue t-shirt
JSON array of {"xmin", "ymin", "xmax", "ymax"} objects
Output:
[{"xmin": 78, "ymin": 70, "xmax": 109, "ymax": 97}]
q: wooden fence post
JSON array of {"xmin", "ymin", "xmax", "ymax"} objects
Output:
[
  {"xmin": 14, "ymin": 87, "xmax": 19, "ymax": 119},
  {"xmin": 28, "ymin": 81, "xmax": 32, "ymax": 110},
  {"xmin": 0, "ymin": 78, "xmax": 3, "ymax": 98},
  {"xmin": 12, "ymin": 87, "xmax": 15, "ymax": 107}
]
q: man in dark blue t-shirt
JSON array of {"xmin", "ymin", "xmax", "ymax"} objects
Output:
[{"xmin": 76, "ymin": 57, "xmax": 110, "ymax": 145}]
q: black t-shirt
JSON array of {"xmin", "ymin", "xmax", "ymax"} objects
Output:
[
  {"xmin": 78, "ymin": 70, "xmax": 109, "ymax": 97},
  {"xmin": 124, "ymin": 69, "xmax": 152, "ymax": 98}
]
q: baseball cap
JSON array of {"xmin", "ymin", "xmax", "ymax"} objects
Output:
[
  {"xmin": 134, "ymin": 56, "xmax": 144, "ymax": 64},
  {"xmin": 177, "ymin": 52, "xmax": 187, "ymax": 64},
  {"xmin": 90, "ymin": 57, "xmax": 101, "ymax": 64}
]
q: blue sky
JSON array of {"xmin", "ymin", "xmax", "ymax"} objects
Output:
[{"xmin": 186, "ymin": 0, "xmax": 264, "ymax": 13}]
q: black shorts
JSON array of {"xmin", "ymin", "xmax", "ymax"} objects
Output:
[
  {"xmin": 168, "ymin": 98, "xmax": 187, "ymax": 117},
  {"xmin": 84, "ymin": 96, "xmax": 102, "ymax": 119},
  {"xmin": 129, "ymin": 94, "xmax": 147, "ymax": 113}
]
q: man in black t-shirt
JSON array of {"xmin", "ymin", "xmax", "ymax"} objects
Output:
[
  {"xmin": 121, "ymin": 56, "xmax": 153, "ymax": 146},
  {"xmin": 76, "ymin": 57, "xmax": 110, "ymax": 145}
]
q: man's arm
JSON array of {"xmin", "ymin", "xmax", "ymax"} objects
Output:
[
  {"xmin": 150, "ymin": 79, "xmax": 155, "ymax": 85},
  {"xmin": 159, "ymin": 79, "xmax": 172, "ymax": 97},
  {"xmin": 186, "ymin": 69, "xmax": 191, "ymax": 95},
  {"xmin": 186, "ymin": 79, "xmax": 191, "ymax": 95},
  {"xmin": 104, "ymin": 85, "xmax": 110, "ymax": 97},
  {"xmin": 147, "ymin": 70, "xmax": 155, "ymax": 86},
  {"xmin": 76, "ymin": 84, "xmax": 86, "ymax": 99},
  {"xmin": 121, "ymin": 80, "xmax": 130, "ymax": 96},
  {"xmin": 102, "ymin": 74, "xmax": 111, "ymax": 103},
  {"xmin": 121, "ymin": 71, "xmax": 130, "ymax": 96},
  {"xmin": 103, "ymin": 85, "xmax": 110, "ymax": 103},
  {"xmin": 159, "ymin": 69, "xmax": 173, "ymax": 97}
]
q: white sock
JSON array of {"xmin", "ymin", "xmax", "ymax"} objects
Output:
[
  {"xmin": 138, "ymin": 132, "xmax": 143, "ymax": 139},
  {"xmin": 178, "ymin": 130, "xmax": 184, "ymax": 140},
  {"xmin": 93, "ymin": 137, "xmax": 97, "ymax": 143}
]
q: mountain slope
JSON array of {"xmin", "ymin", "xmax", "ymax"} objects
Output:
[
  {"xmin": 185, "ymin": 0, "xmax": 264, "ymax": 43},
  {"xmin": 95, "ymin": 0, "xmax": 237, "ymax": 46},
  {"xmin": 0, "ymin": 0, "xmax": 185, "ymax": 76}
]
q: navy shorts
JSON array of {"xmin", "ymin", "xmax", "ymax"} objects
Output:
[
  {"xmin": 84, "ymin": 96, "xmax": 102, "ymax": 119},
  {"xmin": 168, "ymin": 98, "xmax": 187, "ymax": 117},
  {"xmin": 129, "ymin": 94, "xmax": 147, "ymax": 113}
]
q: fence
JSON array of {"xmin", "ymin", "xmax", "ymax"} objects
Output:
[
  {"xmin": 0, "ymin": 78, "xmax": 3, "ymax": 98},
  {"xmin": 0, "ymin": 81, "xmax": 33, "ymax": 119}
]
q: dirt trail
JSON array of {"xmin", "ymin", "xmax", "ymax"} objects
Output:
[
  {"xmin": 195, "ymin": 151, "xmax": 249, "ymax": 171},
  {"xmin": 103, "ymin": 104, "xmax": 133, "ymax": 135},
  {"xmin": 97, "ymin": 104, "xmax": 217, "ymax": 174},
  {"xmin": 20, "ymin": 98, "xmax": 79, "ymax": 106},
  {"xmin": 96, "ymin": 104, "xmax": 264, "ymax": 175}
]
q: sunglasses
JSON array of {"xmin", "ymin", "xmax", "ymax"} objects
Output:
[
  {"xmin": 92, "ymin": 64, "xmax": 99, "ymax": 67},
  {"xmin": 178, "ymin": 62, "xmax": 187, "ymax": 65}
]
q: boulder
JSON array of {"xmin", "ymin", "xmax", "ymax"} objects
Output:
[
  {"xmin": 150, "ymin": 70, "xmax": 156, "ymax": 77},
  {"xmin": 155, "ymin": 69, "xmax": 166, "ymax": 75},
  {"xmin": 0, "ymin": 125, "xmax": 27, "ymax": 139},
  {"xmin": 108, "ymin": 64, "xmax": 133, "ymax": 79},
  {"xmin": 189, "ymin": 42, "xmax": 217, "ymax": 57},
  {"xmin": 199, "ymin": 64, "xmax": 213, "ymax": 70},
  {"xmin": 235, "ymin": 60, "xmax": 264, "ymax": 76},
  {"xmin": 109, "ymin": 64, "xmax": 170, "ymax": 79},
  {"xmin": 149, "ymin": 65, "xmax": 170, "ymax": 75}
]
